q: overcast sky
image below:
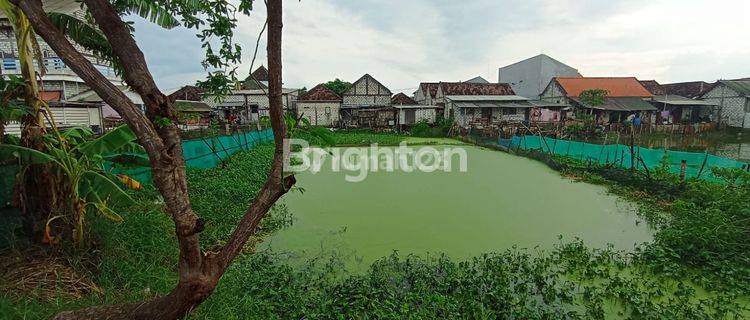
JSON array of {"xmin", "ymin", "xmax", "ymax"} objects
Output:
[{"xmin": 132, "ymin": 0, "xmax": 750, "ymax": 94}]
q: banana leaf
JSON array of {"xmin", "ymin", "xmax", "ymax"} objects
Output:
[
  {"xmin": 77, "ymin": 125, "xmax": 138, "ymax": 158},
  {"xmin": 80, "ymin": 170, "xmax": 133, "ymax": 205},
  {"xmin": 0, "ymin": 144, "xmax": 58, "ymax": 165},
  {"xmin": 103, "ymin": 152, "xmax": 151, "ymax": 168}
]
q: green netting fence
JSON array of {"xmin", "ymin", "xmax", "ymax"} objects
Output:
[
  {"xmin": 499, "ymin": 135, "xmax": 749, "ymax": 180},
  {"xmin": 1, "ymin": 129, "xmax": 274, "ymax": 207}
]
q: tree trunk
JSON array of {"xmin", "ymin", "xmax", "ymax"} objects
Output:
[
  {"xmin": 6, "ymin": 4, "xmax": 61, "ymax": 242},
  {"xmin": 9, "ymin": 0, "xmax": 294, "ymax": 318}
]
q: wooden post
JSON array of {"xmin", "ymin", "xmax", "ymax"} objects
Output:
[{"xmin": 679, "ymin": 160, "xmax": 687, "ymax": 182}]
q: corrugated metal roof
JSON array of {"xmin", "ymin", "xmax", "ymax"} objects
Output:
[
  {"xmin": 651, "ymin": 95, "xmax": 717, "ymax": 106},
  {"xmin": 446, "ymin": 95, "xmax": 528, "ymax": 102},
  {"xmin": 393, "ymin": 105, "xmax": 440, "ymax": 109},
  {"xmin": 454, "ymin": 101, "xmax": 533, "ymax": 109},
  {"xmin": 571, "ymin": 97, "xmax": 656, "ymax": 111},
  {"xmin": 720, "ymin": 80, "xmax": 750, "ymax": 96},
  {"xmin": 175, "ymin": 100, "xmax": 212, "ymax": 112}
]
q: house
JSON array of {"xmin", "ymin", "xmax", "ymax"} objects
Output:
[
  {"xmin": 414, "ymin": 82, "xmax": 439, "ymax": 106},
  {"xmin": 431, "ymin": 82, "xmax": 529, "ymax": 128},
  {"xmin": 701, "ymin": 80, "xmax": 750, "ymax": 128},
  {"xmin": 540, "ymin": 77, "xmax": 655, "ymax": 124},
  {"xmin": 4, "ymin": 92, "xmax": 103, "ymax": 136},
  {"xmin": 435, "ymin": 82, "xmax": 517, "ymax": 119},
  {"xmin": 498, "ymin": 54, "xmax": 581, "ymax": 99},
  {"xmin": 465, "ymin": 76, "xmax": 490, "ymax": 84},
  {"xmin": 206, "ymin": 88, "xmax": 300, "ymax": 124},
  {"xmin": 297, "ymin": 84, "xmax": 341, "ymax": 127},
  {"xmin": 391, "ymin": 93, "xmax": 438, "ymax": 127},
  {"xmin": 661, "ymin": 81, "xmax": 713, "ymax": 99},
  {"xmin": 340, "ymin": 74, "xmax": 394, "ymax": 128},
  {"xmin": 640, "ymin": 80, "xmax": 716, "ymax": 124},
  {"xmin": 242, "ymin": 66, "xmax": 269, "ymax": 90}
]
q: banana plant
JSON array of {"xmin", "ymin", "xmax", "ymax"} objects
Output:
[{"xmin": 0, "ymin": 125, "xmax": 143, "ymax": 244}]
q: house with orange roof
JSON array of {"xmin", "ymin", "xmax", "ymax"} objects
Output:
[{"xmin": 540, "ymin": 77, "xmax": 656, "ymax": 124}]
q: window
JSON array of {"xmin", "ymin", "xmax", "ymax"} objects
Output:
[
  {"xmin": 325, "ymin": 107, "xmax": 331, "ymax": 114},
  {"xmin": 250, "ymin": 105, "xmax": 259, "ymax": 113}
]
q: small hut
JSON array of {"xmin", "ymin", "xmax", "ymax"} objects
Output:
[
  {"xmin": 391, "ymin": 93, "xmax": 438, "ymax": 127},
  {"xmin": 297, "ymin": 84, "xmax": 342, "ymax": 127}
]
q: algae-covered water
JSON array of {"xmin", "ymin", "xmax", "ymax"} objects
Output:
[{"xmin": 265, "ymin": 145, "xmax": 652, "ymax": 267}]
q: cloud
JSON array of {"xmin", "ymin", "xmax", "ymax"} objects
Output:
[{"xmin": 132, "ymin": 0, "xmax": 750, "ymax": 92}]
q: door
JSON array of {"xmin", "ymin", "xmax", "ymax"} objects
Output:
[
  {"xmin": 481, "ymin": 108, "xmax": 491, "ymax": 121},
  {"xmin": 405, "ymin": 109, "xmax": 416, "ymax": 124}
]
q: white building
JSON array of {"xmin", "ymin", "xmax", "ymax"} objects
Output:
[{"xmin": 701, "ymin": 80, "xmax": 750, "ymax": 129}]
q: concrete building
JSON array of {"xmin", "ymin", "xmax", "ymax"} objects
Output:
[
  {"xmin": 498, "ymin": 54, "xmax": 581, "ymax": 99},
  {"xmin": 701, "ymin": 80, "xmax": 750, "ymax": 128}
]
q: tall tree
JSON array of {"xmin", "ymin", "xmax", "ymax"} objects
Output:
[
  {"xmin": 324, "ymin": 78, "xmax": 352, "ymax": 96},
  {"xmin": 12, "ymin": 0, "xmax": 292, "ymax": 318}
]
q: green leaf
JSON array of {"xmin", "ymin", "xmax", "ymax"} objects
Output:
[
  {"xmin": 113, "ymin": 0, "xmax": 181, "ymax": 28},
  {"xmin": 76, "ymin": 125, "xmax": 138, "ymax": 158},
  {"xmin": 47, "ymin": 12, "xmax": 125, "ymax": 75},
  {"xmin": 0, "ymin": 144, "xmax": 58, "ymax": 164},
  {"xmin": 80, "ymin": 170, "xmax": 134, "ymax": 205},
  {"xmin": 91, "ymin": 200, "xmax": 124, "ymax": 222}
]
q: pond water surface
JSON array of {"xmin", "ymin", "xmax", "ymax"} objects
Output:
[{"xmin": 264, "ymin": 145, "xmax": 653, "ymax": 268}]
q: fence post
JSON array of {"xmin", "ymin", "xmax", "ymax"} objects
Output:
[{"xmin": 679, "ymin": 160, "xmax": 687, "ymax": 182}]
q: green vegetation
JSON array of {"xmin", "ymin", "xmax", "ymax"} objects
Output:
[
  {"xmin": 2, "ymin": 133, "xmax": 748, "ymax": 319},
  {"xmin": 323, "ymin": 78, "xmax": 352, "ymax": 96},
  {"xmin": 521, "ymin": 149, "xmax": 750, "ymax": 293}
]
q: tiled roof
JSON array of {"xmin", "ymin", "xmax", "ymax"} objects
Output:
[
  {"xmin": 419, "ymin": 82, "xmax": 440, "ymax": 98},
  {"xmin": 250, "ymin": 65, "xmax": 269, "ymax": 81},
  {"xmin": 554, "ymin": 77, "xmax": 652, "ymax": 97},
  {"xmin": 391, "ymin": 93, "xmax": 417, "ymax": 105},
  {"xmin": 167, "ymin": 85, "xmax": 205, "ymax": 102},
  {"xmin": 299, "ymin": 84, "xmax": 341, "ymax": 102},
  {"xmin": 638, "ymin": 80, "xmax": 665, "ymax": 95},
  {"xmin": 440, "ymin": 82, "xmax": 515, "ymax": 96},
  {"xmin": 661, "ymin": 81, "xmax": 713, "ymax": 99}
]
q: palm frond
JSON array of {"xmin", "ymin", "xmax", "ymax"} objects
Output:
[
  {"xmin": 47, "ymin": 12, "xmax": 125, "ymax": 75},
  {"xmin": 113, "ymin": 0, "xmax": 180, "ymax": 29}
]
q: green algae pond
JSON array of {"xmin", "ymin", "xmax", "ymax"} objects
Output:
[{"xmin": 264, "ymin": 145, "xmax": 653, "ymax": 269}]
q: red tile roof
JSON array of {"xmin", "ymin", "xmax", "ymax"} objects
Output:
[
  {"xmin": 440, "ymin": 82, "xmax": 515, "ymax": 96},
  {"xmin": 391, "ymin": 93, "xmax": 417, "ymax": 105},
  {"xmin": 299, "ymin": 84, "xmax": 341, "ymax": 102},
  {"xmin": 168, "ymin": 85, "xmax": 205, "ymax": 102},
  {"xmin": 555, "ymin": 77, "xmax": 653, "ymax": 97},
  {"xmin": 419, "ymin": 82, "xmax": 440, "ymax": 98},
  {"xmin": 250, "ymin": 65, "xmax": 269, "ymax": 81},
  {"xmin": 638, "ymin": 80, "xmax": 665, "ymax": 95},
  {"xmin": 661, "ymin": 81, "xmax": 713, "ymax": 99}
]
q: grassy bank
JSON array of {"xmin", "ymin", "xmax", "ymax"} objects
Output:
[
  {"xmin": 2, "ymin": 133, "xmax": 748, "ymax": 319},
  {"xmin": 299, "ymin": 129, "xmax": 463, "ymax": 147}
]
